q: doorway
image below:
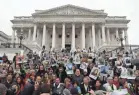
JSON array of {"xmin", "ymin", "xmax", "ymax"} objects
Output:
[{"xmin": 65, "ymin": 44, "xmax": 71, "ymax": 52}]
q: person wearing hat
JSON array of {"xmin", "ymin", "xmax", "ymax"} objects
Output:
[
  {"xmin": 119, "ymin": 76, "xmax": 134, "ymax": 95},
  {"xmin": 103, "ymin": 77, "xmax": 117, "ymax": 92}
]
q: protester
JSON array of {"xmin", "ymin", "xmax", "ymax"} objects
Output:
[
  {"xmin": 0, "ymin": 47, "xmax": 138, "ymax": 95},
  {"xmin": 4, "ymin": 74, "xmax": 13, "ymax": 89},
  {"xmin": 36, "ymin": 64, "xmax": 46, "ymax": 78},
  {"xmin": 52, "ymin": 78, "xmax": 64, "ymax": 95},
  {"xmin": 72, "ymin": 69, "xmax": 84, "ymax": 86},
  {"xmin": 92, "ymin": 79, "xmax": 105, "ymax": 91},
  {"xmin": 0, "ymin": 79, "xmax": 7, "ymax": 95},
  {"xmin": 80, "ymin": 76, "xmax": 91, "ymax": 95},
  {"xmin": 103, "ymin": 77, "xmax": 117, "ymax": 91},
  {"xmin": 16, "ymin": 76, "xmax": 24, "ymax": 95},
  {"xmin": 113, "ymin": 75, "xmax": 120, "ymax": 89}
]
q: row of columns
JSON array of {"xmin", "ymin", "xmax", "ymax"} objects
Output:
[{"xmin": 12, "ymin": 23, "xmax": 129, "ymax": 50}]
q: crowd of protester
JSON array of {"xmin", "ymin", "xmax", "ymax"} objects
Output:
[{"xmin": 0, "ymin": 46, "xmax": 139, "ymax": 95}]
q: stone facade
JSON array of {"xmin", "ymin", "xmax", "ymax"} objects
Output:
[
  {"xmin": 0, "ymin": 31, "xmax": 11, "ymax": 44},
  {"xmin": 11, "ymin": 4, "xmax": 130, "ymax": 52}
]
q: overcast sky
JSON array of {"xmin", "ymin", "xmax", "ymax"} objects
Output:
[{"xmin": 0, "ymin": 0, "xmax": 138, "ymax": 44}]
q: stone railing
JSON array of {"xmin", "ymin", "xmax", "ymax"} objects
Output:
[
  {"xmin": 0, "ymin": 43, "xmax": 32, "ymax": 53},
  {"xmin": 14, "ymin": 16, "xmax": 32, "ymax": 20},
  {"xmin": 106, "ymin": 16, "xmax": 126, "ymax": 20}
]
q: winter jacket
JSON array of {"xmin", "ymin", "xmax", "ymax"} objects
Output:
[
  {"xmin": 21, "ymin": 83, "xmax": 34, "ymax": 95},
  {"xmin": 52, "ymin": 83, "xmax": 64, "ymax": 95}
]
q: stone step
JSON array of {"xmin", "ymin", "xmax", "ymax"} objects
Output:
[{"xmin": 0, "ymin": 48, "xmax": 25, "ymax": 61}]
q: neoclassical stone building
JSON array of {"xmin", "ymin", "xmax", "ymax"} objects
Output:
[{"xmin": 11, "ymin": 4, "xmax": 130, "ymax": 52}]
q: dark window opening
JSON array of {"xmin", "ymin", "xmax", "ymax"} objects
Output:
[
  {"xmin": 59, "ymin": 34, "xmax": 62, "ymax": 38},
  {"xmin": 75, "ymin": 35, "xmax": 78, "ymax": 38},
  {"xmin": 67, "ymin": 35, "xmax": 70, "ymax": 38}
]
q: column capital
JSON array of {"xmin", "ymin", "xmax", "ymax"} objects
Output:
[
  {"xmin": 106, "ymin": 27, "xmax": 110, "ymax": 29},
  {"xmin": 43, "ymin": 24, "xmax": 46, "ymax": 28},
  {"xmin": 82, "ymin": 23, "xmax": 85, "ymax": 26},
  {"xmin": 123, "ymin": 28, "xmax": 128, "ymax": 31},
  {"xmin": 43, "ymin": 23, "xmax": 46, "ymax": 25},
  {"xmin": 21, "ymin": 28, "xmax": 23, "ymax": 32},
  {"xmin": 72, "ymin": 23, "xmax": 75, "ymax": 26},
  {"xmin": 115, "ymin": 28, "xmax": 119, "ymax": 31},
  {"xmin": 62, "ymin": 23, "xmax": 65, "ymax": 25},
  {"xmin": 53, "ymin": 23, "xmax": 56, "ymax": 26},
  {"xmin": 101, "ymin": 23, "xmax": 105, "ymax": 25}
]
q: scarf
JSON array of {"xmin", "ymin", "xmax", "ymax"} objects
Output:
[{"xmin": 113, "ymin": 81, "xmax": 120, "ymax": 89}]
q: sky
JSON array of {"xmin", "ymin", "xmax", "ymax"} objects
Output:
[{"xmin": 0, "ymin": 0, "xmax": 139, "ymax": 44}]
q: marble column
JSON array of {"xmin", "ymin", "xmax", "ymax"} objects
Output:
[
  {"xmin": 116, "ymin": 28, "xmax": 119, "ymax": 45},
  {"xmin": 92, "ymin": 23, "xmax": 95, "ymax": 49},
  {"xmin": 37, "ymin": 28, "xmax": 40, "ymax": 44},
  {"xmin": 62, "ymin": 23, "xmax": 65, "ymax": 49},
  {"xmin": 116, "ymin": 28, "xmax": 119, "ymax": 38},
  {"xmin": 124, "ymin": 29, "xmax": 129, "ymax": 45},
  {"xmin": 107, "ymin": 28, "xmax": 110, "ymax": 44},
  {"xmin": 89, "ymin": 29, "xmax": 92, "ymax": 48},
  {"xmin": 81, "ymin": 23, "xmax": 85, "ymax": 49},
  {"xmin": 98, "ymin": 29, "xmax": 101, "ymax": 46},
  {"xmin": 28, "ymin": 28, "xmax": 31, "ymax": 41},
  {"xmin": 42, "ymin": 24, "xmax": 46, "ymax": 46},
  {"xmin": 11, "ymin": 29, "xmax": 15, "ymax": 43},
  {"xmin": 102, "ymin": 24, "xmax": 106, "ymax": 45},
  {"xmin": 72, "ymin": 23, "xmax": 75, "ymax": 49},
  {"xmin": 33, "ymin": 24, "xmax": 37, "ymax": 41},
  {"xmin": 16, "ymin": 34, "xmax": 18, "ymax": 44},
  {"xmin": 52, "ymin": 23, "xmax": 56, "ymax": 49}
]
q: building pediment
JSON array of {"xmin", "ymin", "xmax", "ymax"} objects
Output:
[{"xmin": 32, "ymin": 4, "xmax": 107, "ymax": 16}]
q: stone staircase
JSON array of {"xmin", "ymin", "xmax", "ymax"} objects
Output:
[{"xmin": 0, "ymin": 43, "xmax": 32, "ymax": 61}]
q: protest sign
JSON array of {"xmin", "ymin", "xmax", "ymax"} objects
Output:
[
  {"xmin": 123, "ymin": 57, "xmax": 131, "ymax": 66},
  {"xmin": 89, "ymin": 67, "xmax": 100, "ymax": 80},
  {"xmin": 127, "ymin": 68, "xmax": 136, "ymax": 79},
  {"xmin": 65, "ymin": 63, "xmax": 73, "ymax": 75},
  {"xmin": 80, "ymin": 62, "xmax": 88, "ymax": 72}
]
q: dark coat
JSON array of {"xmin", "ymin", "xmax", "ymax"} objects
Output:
[
  {"xmin": 4, "ymin": 81, "xmax": 13, "ymax": 89},
  {"xmin": 52, "ymin": 83, "xmax": 64, "ymax": 95},
  {"xmin": 80, "ymin": 83, "xmax": 91, "ymax": 95},
  {"xmin": 32, "ymin": 84, "xmax": 51, "ymax": 95},
  {"xmin": 21, "ymin": 83, "xmax": 34, "ymax": 95},
  {"xmin": 92, "ymin": 85, "xmax": 105, "ymax": 91},
  {"xmin": 72, "ymin": 74, "xmax": 84, "ymax": 86},
  {"xmin": 36, "ymin": 70, "xmax": 46, "ymax": 78},
  {"xmin": 56, "ymin": 71, "xmax": 67, "ymax": 83}
]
